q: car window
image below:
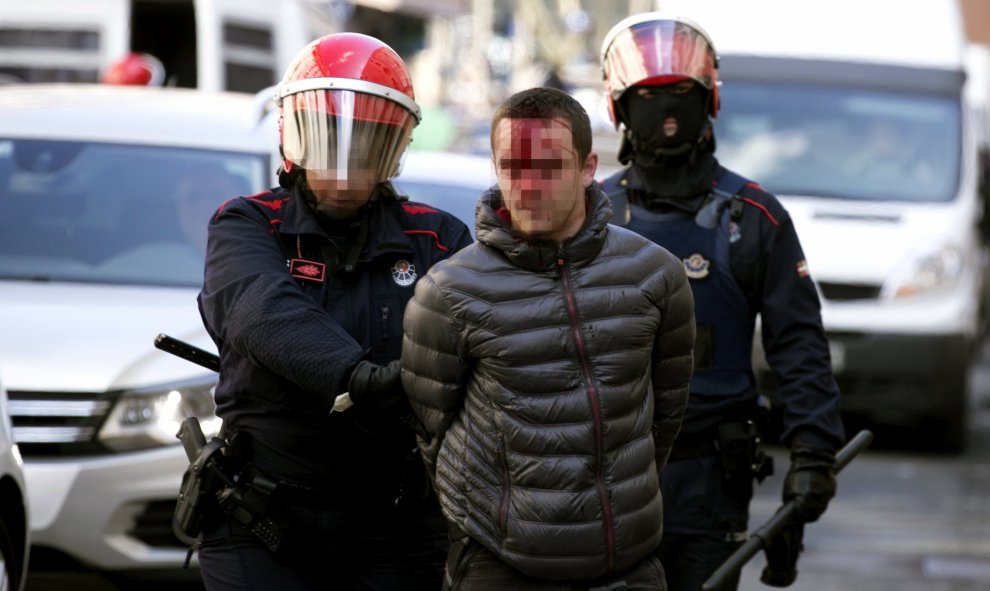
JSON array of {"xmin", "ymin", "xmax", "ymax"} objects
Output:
[{"xmin": 0, "ymin": 138, "xmax": 268, "ymax": 287}]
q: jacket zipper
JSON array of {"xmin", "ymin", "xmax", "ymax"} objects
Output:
[
  {"xmin": 557, "ymin": 246, "xmax": 615, "ymax": 574},
  {"xmin": 497, "ymin": 436, "xmax": 510, "ymax": 533}
]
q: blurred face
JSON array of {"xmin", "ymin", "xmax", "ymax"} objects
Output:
[
  {"xmin": 492, "ymin": 117, "xmax": 597, "ymax": 241},
  {"xmin": 304, "ymin": 166, "xmax": 379, "ymax": 220}
]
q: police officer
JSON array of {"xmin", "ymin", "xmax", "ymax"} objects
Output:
[
  {"xmin": 196, "ymin": 33, "xmax": 472, "ymax": 590},
  {"xmin": 600, "ymin": 13, "xmax": 845, "ymax": 591}
]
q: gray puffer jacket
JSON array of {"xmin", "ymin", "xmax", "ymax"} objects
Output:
[{"xmin": 401, "ymin": 183, "xmax": 694, "ymax": 581}]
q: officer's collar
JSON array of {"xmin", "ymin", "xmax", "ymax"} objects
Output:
[
  {"xmin": 279, "ymin": 182, "xmax": 414, "ymax": 263},
  {"xmin": 622, "ymin": 150, "xmax": 719, "ymax": 214}
]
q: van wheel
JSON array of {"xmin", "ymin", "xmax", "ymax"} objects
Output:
[
  {"xmin": 0, "ymin": 519, "xmax": 18, "ymax": 591},
  {"xmin": 925, "ymin": 377, "xmax": 969, "ymax": 454},
  {"xmin": 931, "ymin": 411, "xmax": 968, "ymax": 454}
]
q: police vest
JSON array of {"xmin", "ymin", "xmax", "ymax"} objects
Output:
[{"xmin": 603, "ymin": 171, "xmax": 755, "ymax": 401}]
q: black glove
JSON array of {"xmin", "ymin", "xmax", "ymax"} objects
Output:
[
  {"xmin": 346, "ymin": 359, "xmax": 406, "ymax": 412},
  {"xmin": 782, "ymin": 445, "xmax": 837, "ymax": 523}
]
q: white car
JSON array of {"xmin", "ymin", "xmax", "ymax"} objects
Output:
[
  {"xmin": 0, "ymin": 83, "xmax": 276, "ymax": 580},
  {"xmin": 394, "ymin": 150, "xmax": 496, "ymax": 235},
  {"xmin": 0, "ymin": 376, "xmax": 29, "ymax": 591}
]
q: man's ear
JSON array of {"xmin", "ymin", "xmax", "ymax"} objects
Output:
[{"xmin": 582, "ymin": 151, "xmax": 599, "ymax": 188}]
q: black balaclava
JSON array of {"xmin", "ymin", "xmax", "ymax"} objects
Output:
[{"xmin": 619, "ymin": 84, "xmax": 718, "ymax": 209}]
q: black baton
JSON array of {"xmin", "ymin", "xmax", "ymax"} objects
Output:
[
  {"xmin": 701, "ymin": 429, "xmax": 874, "ymax": 591},
  {"xmin": 154, "ymin": 333, "xmax": 220, "ymax": 373}
]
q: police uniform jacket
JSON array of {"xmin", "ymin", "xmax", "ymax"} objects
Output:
[
  {"xmin": 602, "ymin": 163, "xmax": 844, "ymax": 452},
  {"xmin": 401, "ymin": 183, "xmax": 695, "ymax": 581},
  {"xmin": 198, "ymin": 181, "xmax": 472, "ymax": 501}
]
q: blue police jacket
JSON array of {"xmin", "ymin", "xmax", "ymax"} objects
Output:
[
  {"xmin": 198, "ymin": 180, "xmax": 472, "ymax": 494},
  {"xmin": 602, "ymin": 163, "xmax": 844, "ymax": 452}
]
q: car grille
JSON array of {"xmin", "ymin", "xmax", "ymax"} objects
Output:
[
  {"xmin": 817, "ymin": 281, "xmax": 882, "ymax": 301},
  {"xmin": 6, "ymin": 390, "xmax": 118, "ymax": 457}
]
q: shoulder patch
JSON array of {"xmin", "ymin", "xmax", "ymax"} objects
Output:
[
  {"xmin": 245, "ymin": 194, "xmax": 288, "ymax": 212},
  {"xmin": 402, "ymin": 203, "xmax": 439, "ymax": 215}
]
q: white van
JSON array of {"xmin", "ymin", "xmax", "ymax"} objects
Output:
[
  {"xmin": 659, "ymin": 0, "xmax": 990, "ymax": 451},
  {"xmin": 0, "ymin": 0, "xmax": 336, "ymax": 92}
]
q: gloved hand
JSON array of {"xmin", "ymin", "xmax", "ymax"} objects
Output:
[
  {"xmin": 782, "ymin": 445, "xmax": 836, "ymax": 523},
  {"xmin": 346, "ymin": 359, "xmax": 406, "ymax": 412}
]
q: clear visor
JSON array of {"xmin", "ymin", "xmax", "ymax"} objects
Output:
[
  {"xmin": 281, "ymin": 89, "xmax": 416, "ymax": 181},
  {"xmin": 603, "ymin": 19, "xmax": 717, "ymax": 100}
]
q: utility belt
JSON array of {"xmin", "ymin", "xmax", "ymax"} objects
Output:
[
  {"xmin": 173, "ymin": 418, "xmax": 292, "ymax": 563},
  {"xmin": 667, "ymin": 418, "xmax": 774, "ymax": 486}
]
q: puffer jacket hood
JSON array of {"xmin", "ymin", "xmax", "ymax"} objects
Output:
[{"xmin": 402, "ymin": 182, "xmax": 695, "ymax": 581}]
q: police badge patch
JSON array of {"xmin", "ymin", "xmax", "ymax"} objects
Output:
[
  {"xmin": 683, "ymin": 253, "xmax": 710, "ymax": 279},
  {"xmin": 391, "ymin": 259, "xmax": 417, "ymax": 286}
]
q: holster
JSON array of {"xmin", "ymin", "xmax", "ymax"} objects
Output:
[
  {"xmin": 716, "ymin": 419, "xmax": 774, "ymax": 488},
  {"xmin": 173, "ymin": 438, "xmax": 227, "ymax": 546},
  {"xmin": 216, "ymin": 466, "xmax": 291, "ymax": 552},
  {"xmin": 173, "ymin": 430, "xmax": 291, "ymax": 554}
]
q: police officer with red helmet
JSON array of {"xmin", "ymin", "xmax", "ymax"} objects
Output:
[
  {"xmin": 196, "ymin": 33, "xmax": 471, "ymax": 590},
  {"xmin": 599, "ymin": 14, "xmax": 845, "ymax": 591}
]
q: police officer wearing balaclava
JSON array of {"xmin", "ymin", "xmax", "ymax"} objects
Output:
[{"xmin": 600, "ymin": 13, "xmax": 845, "ymax": 591}]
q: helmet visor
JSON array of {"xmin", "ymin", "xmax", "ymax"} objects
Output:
[
  {"xmin": 603, "ymin": 19, "xmax": 717, "ymax": 101},
  {"xmin": 281, "ymin": 89, "xmax": 416, "ymax": 181}
]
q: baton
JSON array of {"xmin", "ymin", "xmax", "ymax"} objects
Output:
[
  {"xmin": 154, "ymin": 333, "xmax": 220, "ymax": 373},
  {"xmin": 701, "ymin": 429, "xmax": 874, "ymax": 591},
  {"xmin": 154, "ymin": 332, "xmax": 356, "ymax": 412}
]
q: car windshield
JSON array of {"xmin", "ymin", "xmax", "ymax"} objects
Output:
[
  {"xmin": 714, "ymin": 83, "xmax": 961, "ymax": 202},
  {"xmin": 0, "ymin": 139, "xmax": 268, "ymax": 287}
]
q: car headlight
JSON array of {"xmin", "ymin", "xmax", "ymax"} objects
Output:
[
  {"xmin": 884, "ymin": 245, "xmax": 964, "ymax": 300},
  {"xmin": 98, "ymin": 376, "xmax": 221, "ymax": 453}
]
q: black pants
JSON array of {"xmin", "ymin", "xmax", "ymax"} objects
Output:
[
  {"xmin": 444, "ymin": 534, "xmax": 667, "ymax": 591},
  {"xmin": 658, "ymin": 455, "xmax": 753, "ymax": 591},
  {"xmin": 198, "ymin": 490, "xmax": 447, "ymax": 591}
]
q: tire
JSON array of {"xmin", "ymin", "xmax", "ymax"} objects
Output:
[
  {"xmin": 925, "ymin": 366, "xmax": 970, "ymax": 455},
  {"xmin": 0, "ymin": 517, "xmax": 19, "ymax": 591}
]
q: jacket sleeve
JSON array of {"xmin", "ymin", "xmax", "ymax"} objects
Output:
[
  {"xmin": 400, "ymin": 270, "xmax": 467, "ymax": 479},
  {"xmin": 748, "ymin": 198, "xmax": 845, "ymax": 452},
  {"xmin": 650, "ymin": 254, "xmax": 696, "ymax": 470},
  {"xmin": 198, "ymin": 201, "xmax": 365, "ymax": 405}
]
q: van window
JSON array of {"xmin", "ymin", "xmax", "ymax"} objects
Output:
[
  {"xmin": 223, "ymin": 21, "xmax": 276, "ymax": 93},
  {"xmin": 0, "ymin": 27, "xmax": 100, "ymax": 83},
  {"xmin": 715, "ymin": 82, "xmax": 961, "ymax": 203}
]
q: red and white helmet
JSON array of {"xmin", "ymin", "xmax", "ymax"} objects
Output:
[
  {"xmin": 274, "ymin": 33, "xmax": 421, "ymax": 182},
  {"xmin": 601, "ymin": 13, "xmax": 719, "ymax": 129},
  {"xmin": 101, "ymin": 52, "xmax": 165, "ymax": 87}
]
